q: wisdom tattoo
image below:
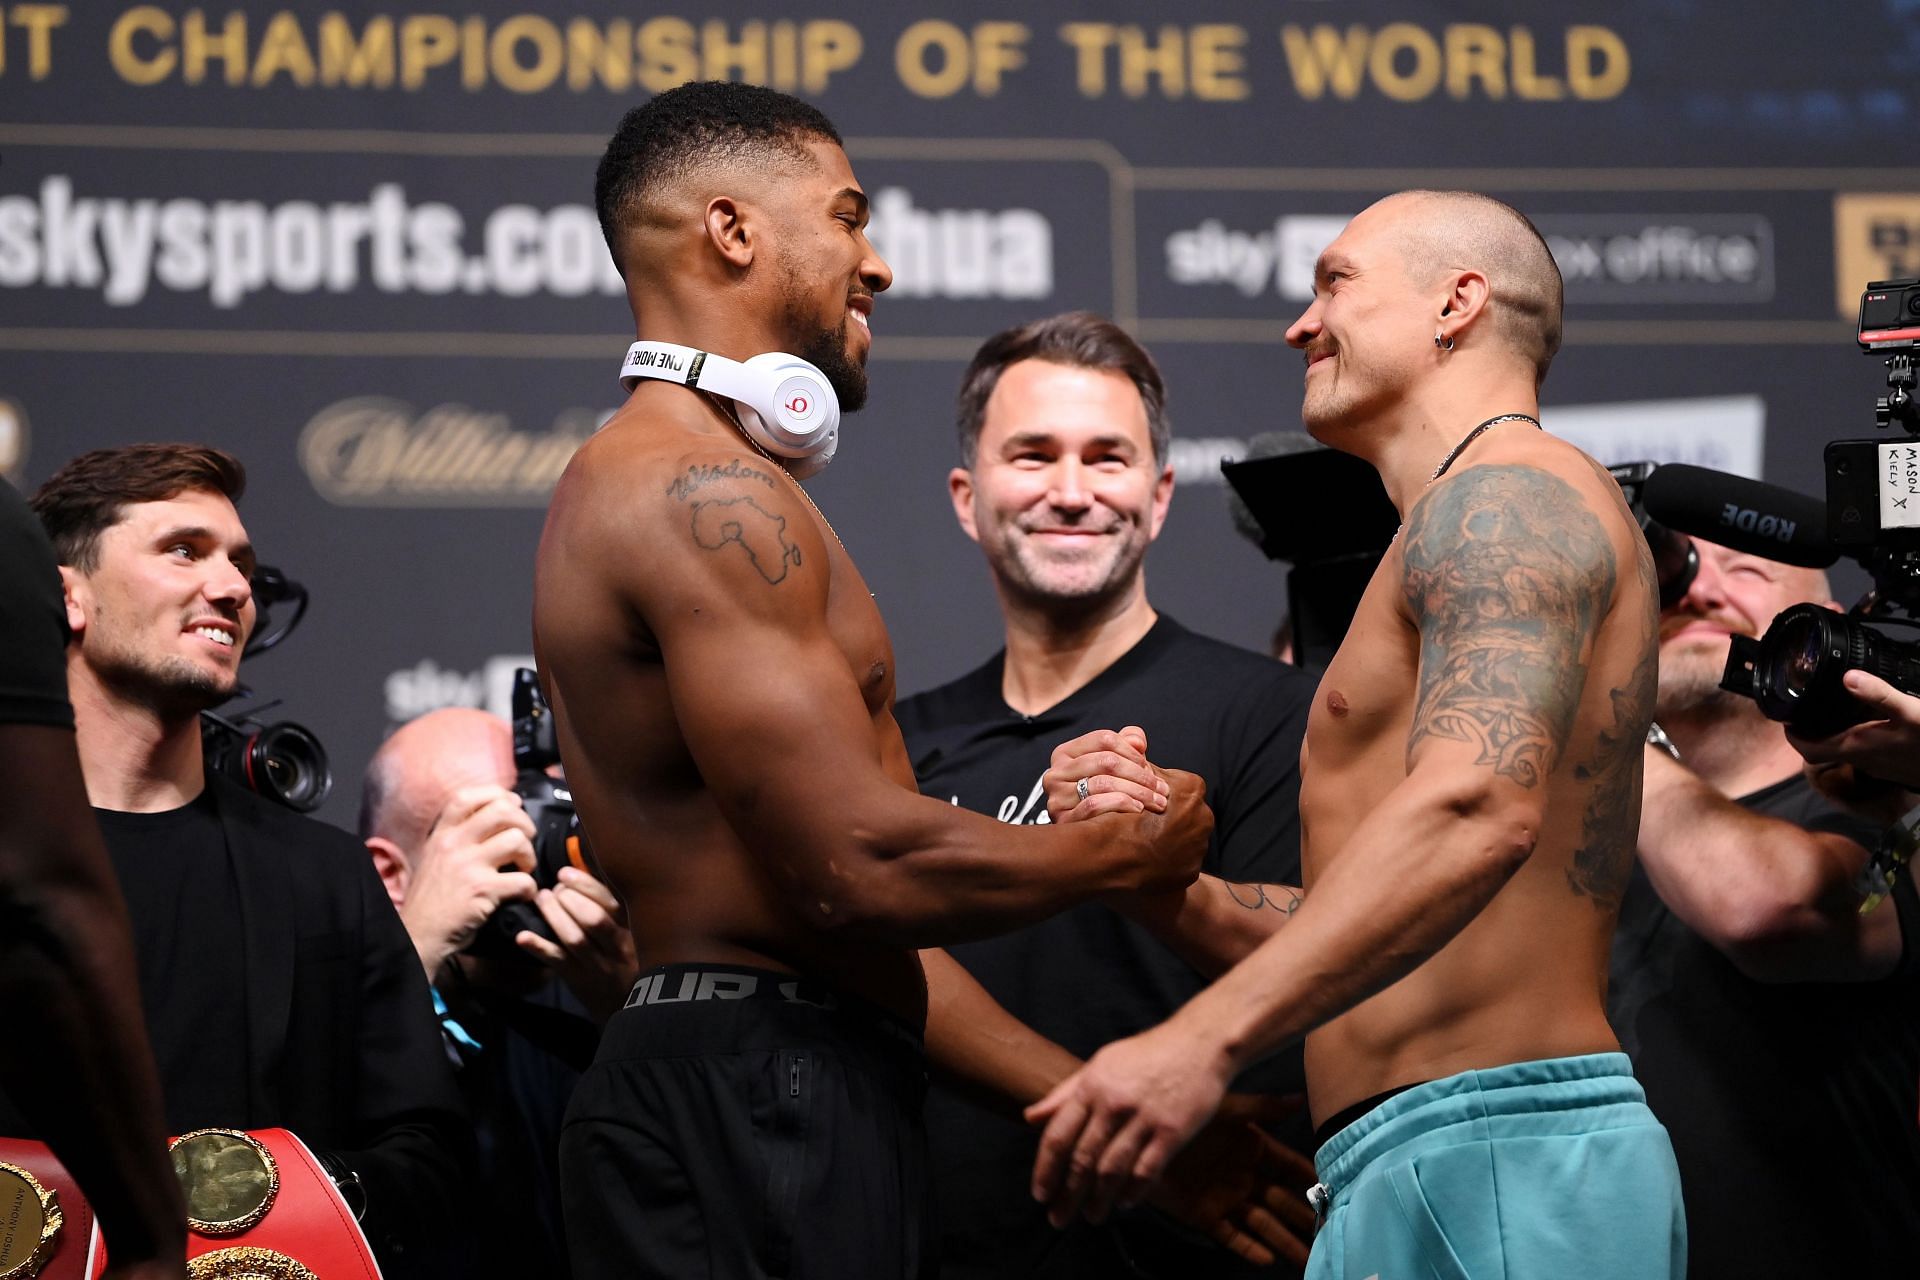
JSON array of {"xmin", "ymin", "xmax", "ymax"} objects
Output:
[
  {"xmin": 690, "ymin": 496, "xmax": 803, "ymax": 584},
  {"xmin": 1400, "ymin": 465, "xmax": 1616, "ymax": 788}
]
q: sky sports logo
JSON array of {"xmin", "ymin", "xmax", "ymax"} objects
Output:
[
  {"xmin": 0, "ymin": 176, "xmax": 1056, "ymax": 311},
  {"xmin": 1164, "ymin": 212, "xmax": 1774, "ymax": 304},
  {"xmin": 0, "ymin": 177, "xmax": 623, "ymax": 308}
]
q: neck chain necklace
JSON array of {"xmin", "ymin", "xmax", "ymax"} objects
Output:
[
  {"xmin": 708, "ymin": 394, "xmax": 851, "ymax": 555},
  {"xmin": 1427, "ymin": 412, "xmax": 1540, "ymax": 485}
]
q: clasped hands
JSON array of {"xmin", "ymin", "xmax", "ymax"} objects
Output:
[{"xmin": 1028, "ymin": 726, "xmax": 1314, "ymax": 1270}]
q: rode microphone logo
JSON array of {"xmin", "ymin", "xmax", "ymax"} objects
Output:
[{"xmin": 1719, "ymin": 502, "xmax": 1796, "ymax": 544}]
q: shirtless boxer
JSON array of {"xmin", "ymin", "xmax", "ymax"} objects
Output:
[
  {"xmin": 1027, "ymin": 191, "xmax": 1685, "ymax": 1279},
  {"xmin": 533, "ymin": 82, "xmax": 1213, "ymax": 1279}
]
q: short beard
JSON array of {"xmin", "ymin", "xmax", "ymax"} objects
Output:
[
  {"xmin": 90, "ymin": 645, "xmax": 237, "ymax": 719},
  {"xmin": 795, "ymin": 322, "xmax": 868, "ymax": 412},
  {"xmin": 1655, "ymin": 644, "xmax": 1742, "ymax": 722}
]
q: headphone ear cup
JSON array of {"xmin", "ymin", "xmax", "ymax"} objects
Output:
[{"xmin": 740, "ymin": 353, "xmax": 840, "ymax": 451}]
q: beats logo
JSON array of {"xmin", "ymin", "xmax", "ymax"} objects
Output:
[{"xmin": 785, "ymin": 393, "xmax": 810, "ymax": 416}]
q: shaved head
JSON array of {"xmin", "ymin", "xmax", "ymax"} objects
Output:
[
  {"xmin": 595, "ymin": 80, "xmax": 843, "ymax": 275},
  {"xmin": 1381, "ymin": 190, "xmax": 1564, "ymax": 385},
  {"xmin": 360, "ymin": 708, "xmax": 514, "ymax": 854}
]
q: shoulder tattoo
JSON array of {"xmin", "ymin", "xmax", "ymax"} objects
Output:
[
  {"xmin": 1400, "ymin": 464, "xmax": 1617, "ymax": 788},
  {"xmin": 688, "ymin": 495, "xmax": 803, "ymax": 585}
]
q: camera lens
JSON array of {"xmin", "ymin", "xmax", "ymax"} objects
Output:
[
  {"xmin": 1778, "ymin": 612, "xmax": 1823, "ymax": 698},
  {"xmin": 249, "ymin": 724, "xmax": 332, "ymax": 812}
]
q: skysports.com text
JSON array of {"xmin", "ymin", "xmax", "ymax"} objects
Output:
[{"xmin": 0, "ymin": 177, "xmax": 622, "ymax": 308}]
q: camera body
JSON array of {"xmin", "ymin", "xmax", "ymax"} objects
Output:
[
  {"xmin": 1716, "ymin": 281, "xmax": 1920, "ymax": 737},
  {"xmin": 473, "ymin": 668, "xmax": 594, "ymax": 957},
  {"xmin": 200, "ymin": 705, "xmax": 332, "ymax": 812}
]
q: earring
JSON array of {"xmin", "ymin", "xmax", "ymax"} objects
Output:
[{"xmin": 1434, "ymin": 331, "xmax": 1454, "ymax": 352}]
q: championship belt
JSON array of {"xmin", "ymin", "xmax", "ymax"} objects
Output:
[{"xmin": 0, "ymin": 1130, "xmax": 381, "ymax": 1280}]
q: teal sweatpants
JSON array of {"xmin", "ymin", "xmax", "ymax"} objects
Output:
[{"xmin": 1305, "ymin": 1053, "xmax": 1685, "ymax": 1280}]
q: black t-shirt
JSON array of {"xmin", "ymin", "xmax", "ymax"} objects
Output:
[
  {"xmin": 896, "ymin": 615, "xmax": 1314, "ymax": 1280},
  {"xmin": 0, "ymin": 476, "xmax": 74, "ymax": 729},
  {"xmin": 1608, "ymin": 773, "xmax": 1920, "ymax": 1278},
  {"xmin": 94, "ymin": 790, "xmax": 252, "ymax": 1132}
]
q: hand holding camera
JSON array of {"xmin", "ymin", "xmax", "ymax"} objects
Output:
[
  {"xmin": 401, "ymin": 783, "xmax": 539, "ymax": 982},
  {"xmin": 1789, "ymin": 668, "xmax": 1920, "ymax": 792}
]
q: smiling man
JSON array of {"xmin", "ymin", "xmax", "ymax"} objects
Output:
[
  {"xmin": 1610, "ymin": 536, "xmax": 1920, "ymax": 1276},
  {"xmin": 539, "ymin": 86, "xmax": 1214, "ymax": 1280},
  {"xmin": 1026, "ymin": 192, "xmax": 1683, "ymax": 1280},
  {"xmin": 894, "ymin": 311, "xmax": 1317, "ymax": 1278},
  {"xmin": 17, "ymin": 444, "xmax": 469, "ymax": 1278}
]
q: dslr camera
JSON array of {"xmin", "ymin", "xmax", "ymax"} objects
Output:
[
  {"xmin": 475, "ymin": 668, "xmax": 596, "ymax": 955},
  {"xmin": 1717, "ymin": 279, "xmax": 1920, "ymax": 738}
]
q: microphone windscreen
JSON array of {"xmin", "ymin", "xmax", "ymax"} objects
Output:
[{"xmin": 1641, "ymin": 464, "xmax": 1838, "ymax": 569}]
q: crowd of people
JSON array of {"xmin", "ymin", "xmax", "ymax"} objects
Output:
[{"xmin": 4, "ymin": 79, "xmax": 1918, "ymax": 1280}]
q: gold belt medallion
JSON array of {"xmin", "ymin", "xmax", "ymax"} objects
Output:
[
  {"xmin": 0, "ymin": 1161, "xmax": 62, "ymax": 1280},
  {"xmin": 170, "ymin": 1130, "xmax": 279, "ymax": 1236},
  {"xmin": 186, "ymin": 1246, "xmax": 319, "ymax": 1279}
]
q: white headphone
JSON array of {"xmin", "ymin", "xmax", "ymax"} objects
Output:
[{"xmin": 619, "ymin": 341, "xmax": 840, "ymax": 478}]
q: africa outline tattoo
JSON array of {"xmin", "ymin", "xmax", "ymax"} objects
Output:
[
  {"xmin": 689, "ymin": 496, "xmax": 803, "ymax": 584},
  {"xmin": 1400, "ymin": 465, "xmax": 1616, "ymax": 789}
]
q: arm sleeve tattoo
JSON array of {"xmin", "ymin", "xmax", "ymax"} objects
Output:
[{"xmin": 1399, "ymin": 465, "xmax": 1617, "ymax": 788}]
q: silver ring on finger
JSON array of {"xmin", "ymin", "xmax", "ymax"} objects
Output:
[{"xmin": 1076, "ymin": 777, "xmax": 1091, "ymax": 802}]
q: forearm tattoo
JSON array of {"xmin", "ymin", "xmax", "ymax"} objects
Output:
[
  {"xmin": 1224, "ymin": 881, "xmax": 1304, "ymax": 917},
  {"xmin": 665, "ymin": 463, "xmax": 803, "ymax": 586},
  {"xmin": 1400, "ymin": 465, "xmax": 1616, "ymax": 788}
]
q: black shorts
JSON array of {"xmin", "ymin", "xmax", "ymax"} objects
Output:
[{"xmin": 561, "ymin": 965, "xmax": 935, "ymax": 1280}]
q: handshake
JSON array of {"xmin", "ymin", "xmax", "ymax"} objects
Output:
[{"xmin": 1044, "ymin": 724, "xmax": 1214, "ymax": 893}]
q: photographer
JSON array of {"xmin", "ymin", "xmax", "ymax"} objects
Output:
[
  {"xmin": 360, "ymin": 707, "xmax": 638, "ymax": 1280},
  {"xmin": 1609, "ymin": 534, "xmax": 1920, "ymax": 1277},
  {"xmin": 14, "ymin": 444, "xmax": 469, "ymax": 1278}
]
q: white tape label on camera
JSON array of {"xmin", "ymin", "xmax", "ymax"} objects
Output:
[{"xmin": 1878, "ymin": 442, "xmax": 1920, "ymax": 530}]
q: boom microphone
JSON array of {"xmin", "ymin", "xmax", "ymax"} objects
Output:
[{"xmin": 1640, "ymin": 464, "xmax": 1840, "ymax": 570}]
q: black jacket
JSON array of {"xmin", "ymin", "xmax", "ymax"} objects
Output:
[{"xmin": 2, "ymin": 775, "xmax": 473, "ymax": 1276}]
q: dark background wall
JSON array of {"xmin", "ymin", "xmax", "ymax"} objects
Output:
[{"xmin": 3, "ymin": 1, "xmax": 1915, "ymax": 822}]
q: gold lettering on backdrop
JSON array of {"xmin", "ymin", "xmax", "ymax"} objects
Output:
[
  {"xmin": 182, "ymin": 8, "xmax": 247, "ymax": 86},
  {"xmin": 300, "ymin": 398, "xmax": 598, "ymax": 506},
  {"xmin": 251, "ymin": 11, "xmax": 316, "ymax": 87},
  {"xmin": 896, "ymin": 20, "xmax": 969, "ymax": 97},
  {"xmin": 1834, "ymin": 195, "xmax": 1920, "ymax": 318},
  {"xmin": 0, "ymin": 4, "xmax": 69, "ymax": 80},
  {"xmin": 95, "ymin": 11, "xmax": 865, "ymax": 94},
  {"xmin": 1057, "ymin": 22, "xmax": 1249, "ymax": 99},
  {"xmin": 399, "ymin": 15, "xmax": 457, "ymax": 90},
  {"xmin": 319, "ymin": 14, "xmax": 395, "ymax": 89},
  {"xmin": 1279, "ymin": 23, "xmax": 1630, "ymax": 101},
  {"xmin": 108, "ymin": 5, "xmax": 175, "ymax": 85}
]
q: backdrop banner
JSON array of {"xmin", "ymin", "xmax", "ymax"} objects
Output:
[{"xmin": 3, "ymin": 1, "xmax": 1913, "ymax": 820}]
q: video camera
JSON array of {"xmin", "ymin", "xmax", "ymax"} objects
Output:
[
  {"xmin": 199, "ymin": 565, "xmax": 332, "ymax": 812},
  {"xmin": 1641, "ymin": 281, "xmax": 1920, "ymax": 738},
  {"xmin": 475, "ymin": 668, "xmax": 597, "ymax": 956}
]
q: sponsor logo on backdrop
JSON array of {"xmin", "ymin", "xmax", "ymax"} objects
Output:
[
  {"xmin": 1162, "ymin": 212, "xmax": 1773, "ymax": 304},
  {"xmin": 867, "ymin": 187, "xmax": 1052, "ymax": 300},
  {"xmin": 385, "ymin": 655, "xmax": 533, "ymax": 723},
  {"xmin": 1537, "ymin": 215, "xmax": 1772, "ymax": 302},
  {"xmin": 0, "ymin": 398, "xmax": 27, "ymax": 480},
  {"xmin": 1833, "ymin": 193, "xmax": 1920, "ymax": 318},
  {"xmin": 1165, "ymin": 215, "xmax": 1342, "ymax": 300},
  {"xmin": 1544, "ymin": 395, "xmax": 1765, "ymax": 478},
  {"xmin": 0, "ymin": 177, "xmax": 621, "ymax": 307},
  {"xmin": 299, "ymin": 397, "xmax": 605, "ymax": 506}
]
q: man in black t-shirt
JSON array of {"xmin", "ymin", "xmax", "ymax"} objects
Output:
[
  {"xmin": 896, "ymin": 313, "xmax": 1318, "ymax": 1278},
  {"xmin": 7, "ymin": 445, "xmax": 470, "ymax": 1278},
  {"xmin": 0, "ymin": 476, "xmax": 187, "ymax": 1280},
  {"xmin": 1609, "ymin": 534, "xmax": 1920, "ymax": 1277}
]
